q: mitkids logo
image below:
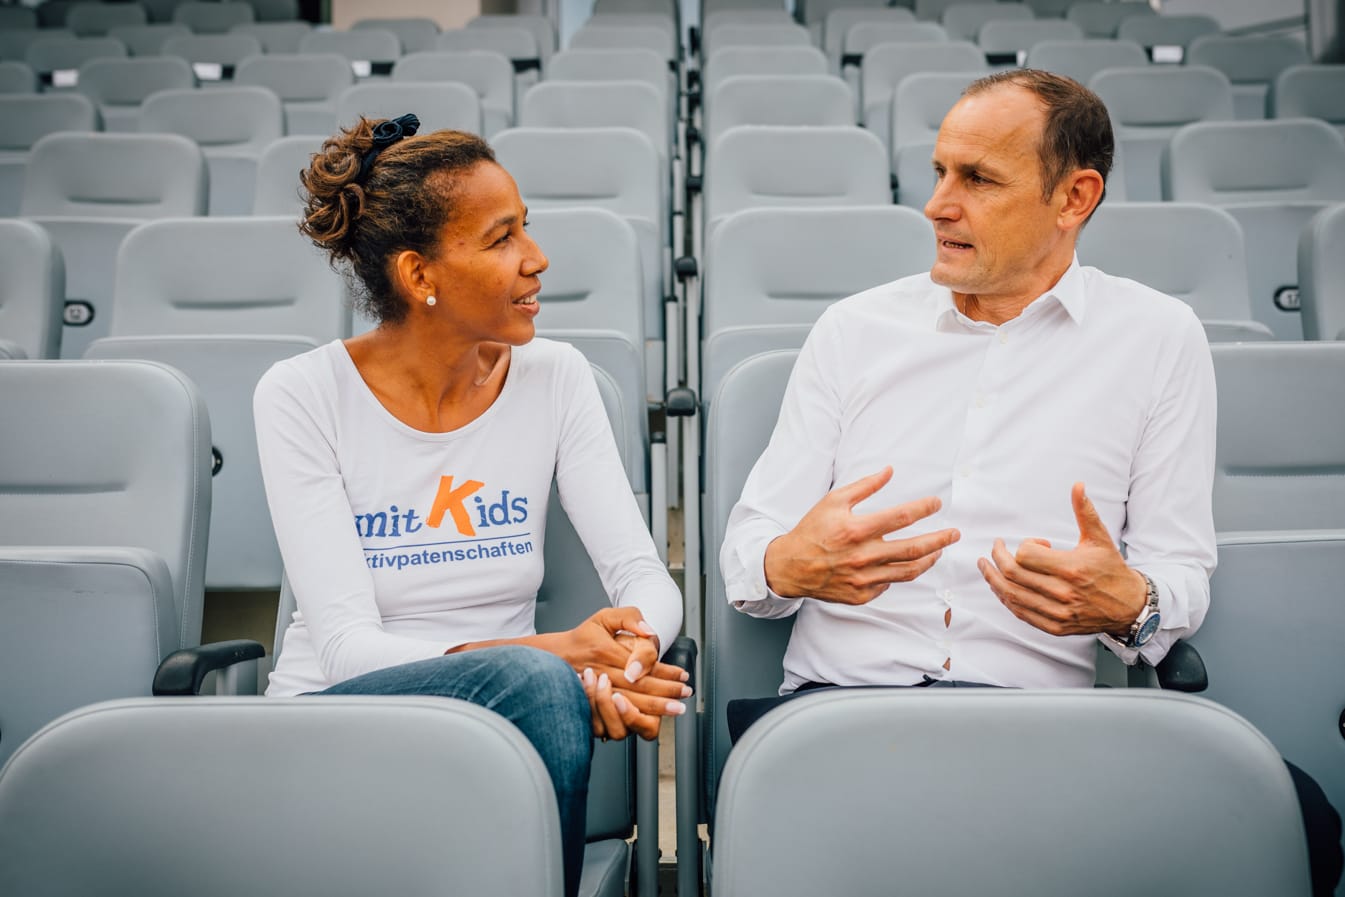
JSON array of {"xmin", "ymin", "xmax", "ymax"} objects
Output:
[{"xmin": 355, "ymin": 474, "xmax": 536, "ymax": 573}]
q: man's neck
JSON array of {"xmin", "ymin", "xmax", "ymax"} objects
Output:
[{"xmin": 952, "ymin": 256, "xmax": 1075, "ymax": 326}]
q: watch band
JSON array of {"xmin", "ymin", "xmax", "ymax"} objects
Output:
[{"xmin": 1125, "ymin": 573, "xmax": 1161, "ymax": 649}]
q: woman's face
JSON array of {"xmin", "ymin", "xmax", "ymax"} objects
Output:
[{"xmin": 419, "ymin": 161, "xmax": 548, "ymax": 346}]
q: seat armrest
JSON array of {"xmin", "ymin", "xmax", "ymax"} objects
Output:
[
  {"xmin": 665, "ymin": 634, "xmax": 698, "ymax": 690},
  {"xmin": 153, "ymin": 639, "xmax": 266, "ymax": 696},
  {"xmin": 1155, "ymin": 639, "xmax": 1207, "ymax": 693}
]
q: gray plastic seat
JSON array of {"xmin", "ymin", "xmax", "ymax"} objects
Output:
[
  {"xmin": 0, "ymin": 219, "xmax": 64, "ymax": 359},
  {"xmin": 1024, "ymin": 37, "xmax": 1147, "ymax": 86},
  {"xmin": 1163, "ymin": 118, "xmax": 1345, "ymax": 340},
  {"xmin": 0, "ymin": 697, "xmax": 565, "ymax": 896},
  {"xmin": 704, "ymin": 125, "xmax": 890, "ymax": 229},
  {"xmin": 860, "ymin": 40, "xmax": 985, "ymax": 159},
  {"xmin": 941, "ymin": 2, "xmax": 1033, "ymax": 42},
  {"xmin": 248, "ymin": 0, "xmax": 299, "ymax": 22},
  {"xmin": 823, "ymin": 7, "xmax": 914, "ymax": 72},
  {"xmin": 705, "ymin": 73, "xmax": 854, "ymax": 151},
  {"xmin": 890, "ymin": 70, "xmax": 989, "ymax": 208},
  {"xmin": 76, "ymin": 56, "xmax": 194, "ymax": 132},
  {"xmin": 66, "ymin": 1, "xmax": 146, "ymax": 36},
  {"xmin": 976, "ymin": 17, "xmax": 1082, "ymax": 59},
  {"xmin": 335, "ymin": 80, "xmax": 481, "ymax": 136},
  {"xmin": 392, "ymin": 50, "xmax": 514, "ymax": 137},
  {"xmin": 1116, "ymin": 13, "xmax": 1219, "ymax": 60},
  {"xmin": 1065, "ymin": 0, "xmax": 1154, "ymax": 39},
  {"xmin": 468, "ymin": 13, "xmax": 556, "ymax": 65},
  {"xmin": 298, "ymin": 28, "xmax": 401, "ymax": 77},
  {"xmin": 0, "ymin": 60, "xmax": 36, "ymax": 94},
  {"xmin": 1210, "ymin": 342, "xmax": 1345, "ymax": 530},
  {"xmin": 0, "ymin": 91, "xmax": 98, "ymax": 217},
  {"xmin": 234, "ymin": 52, "xmax": 353, "ymax": 136},
  {"xmin": 161, "ymin": 32, "xmax": 262, "ymax": 82},
  {"xmin": 845, "ymin": 21, "xmax": 949, "ymax": 65},
  {"xmin": 171, "ymin": 0, "xmax": 255, "ymax": 34},
  {"xmin": 1078, "ymin": 202, "xmax": 1271, "ymax": 342},
  {"xmin": 701, "ymin": 207, "xmax": 933, "ymax": 403},
  {"xmin": 1187, "ymin": 33, "xmax": 1311, "ymax": 120},
  {"xmin": 581, "ymin": 12, "xmax": 679, "ymax": 57},
  {"xmin": 912, "ymin": 0, "xmax": 962, "ymax": 20},
  {"xmin": 1298, "ymin": 203, "xmax": 1345, "ymax": 340},
  {"xmin": 20, "ymin": 131, "xmax": 207, "ymax": 357},
  {"xmin": 545, "ymin": 47, "xmax": 675, "ymax": 141},
  {"xmin": 139, "ymin": 84, "xmax": 283, "ymax": 216},
  {"xmin": 0, "ymin": 5, "xmax": 37, "ymax": 29},
  {"xmin": 1091, "ymin": 65, "xmax": 1234, "ymax": 203},
  {"xmin": 227, "ymin": 20, "xmax": 312, "ymax": 54},
  {"xmin": 107, "ymin": 22, "xmax": 189, "ymax": 56},
  {"xmin": 24, "ymin": 35, "xmax": 127, "ymax": 85},
  {"xmin": 353, "ymin": 17, "xmax": 441, "ymax": 55},
  {"xmin": 713, "ymin": 690, "xmax": 1312, "ymax": 897},
  {"xmin": 0, "ymin": 360, "xmax": 211, "ymax": 766},
  {"xmin": 1272, "ymin": 64, "xmax": 1345, "ymax": 135},
  {"xmin": 493, "ymin": 126, "xmax": 667, "ymax": 403},
  {"xmin": 1184, "ymin": 531, "xmax": 1345, "ymax": 862},
  {"xmin": 1021, "ymin": 0, "xmax": 1073, "ymax": 15},
  {"xmin": 569, "ymin": 24, "xmax": 675, "ymax": 66},
  {"xmin": 807, "ymin": 0, "xmax": 893, "ymax": 46},
  {"xmin": 437, "ymin": 25, "xmax": 541, "ymax": 79},
  {"xmin": 0, "ymin": 28, "xmax": 71, "ymax": 65},
  {"xmin": 704, "ymin": 21, "xmax": 811, "ymax": 58},
  {"xmin": 251, "ymin": 133, "xmax": 322, "ymax": 215}
]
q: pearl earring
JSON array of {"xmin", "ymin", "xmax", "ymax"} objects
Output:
[{"xmin": 426, "ymin": 295, "xmax": 437, "ymax": 307}]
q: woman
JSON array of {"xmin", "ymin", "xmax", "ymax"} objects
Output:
[{"xmin": 254, "ymin": 115, "xmax": 687, "ymax": 897}]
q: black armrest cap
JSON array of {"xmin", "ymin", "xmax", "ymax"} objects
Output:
[{"xmin": 153, "ymin": 639, "xmax": 266, "ymax": 696}]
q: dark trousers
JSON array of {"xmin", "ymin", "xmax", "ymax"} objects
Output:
[{"xmin": 728, "ymin": 682, "xmax": 1344, "ymax": 897}]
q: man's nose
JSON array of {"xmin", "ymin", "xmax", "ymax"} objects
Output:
[{"xmin": 924, "ymin": 176, "xmax": 958, "ymax": 222}]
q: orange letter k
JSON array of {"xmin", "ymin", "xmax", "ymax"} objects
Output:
[{"xmin": 425, "ymin": 476, "xmax": 485, "ymax": 536}]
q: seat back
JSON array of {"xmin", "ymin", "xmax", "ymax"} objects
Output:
[
  {"xmin": 0, "ymin": 92, "xmax": 98, "ymax": 153},
  {"xmin": 1211, "ymin": 343, "xmax": 1345, "ymax": 531},
  {"xmin": 890, "ymin": 70, "xmax": 986, "ymax": 207},
  {"xmin": 976, "ymin": 18, "xmax": 1082, "ymax": 56},
  {"xmin": 1298, "ymin": 203, "xmax": 1345, "ymax": 340},
  {"xmin": 860, "ymin": 40, "xmax": 984, "ymax": 156},
  {"xmin": 249, "ymin": 0, "xmax": 300, "ymax": 22},
  {"xmin": 107, "ymin": 22, "xmax": 189, "ymax": 56},
  {"xmin": 234, "ymin": 52, "xmax": 353, "ymax": 103},
  {"xmin": 66, "ymin": 2, "xmax": 146, "ymax": 36},
  {"xmin": 1025, "ymin": 38, "xmax": 1147, "ymax": 85},
  {"xmin": 76, "ymin": 56, "xmax": 194, "ymax": 132},
  {"xmin": 1077, "ymin": 202, "xmax": 1270, "ymax": 342},
  {"xmin": 353, "ymin": 17, "xmax": 441, "ymax": 55},
  {"xmin": 228, "ymin": 21, "xmax": 312, "ymax": 54},
  {"xmin": 298, "ymin": 28, "xmax": 401, "ymax": 67},
  {"xmin": 704, "ymin": 124, "xmax": 889, "ymax": 226},
  {"xmin": 940, "ymin": 2, "xmax": 1033, "ymax": 42},
  {"xmin": 520, "ymin": 80, "xmax": 669, "ymax": 161},
  {"xmin": 468, "ymin": 14, "xmax": 556, "ymax": 66},
  {"xmin": 712, "ymin": 690, "xmax": 1312, "ymax": 897},
  {"xmin": 171, "ymin": 0, "xmax": 255, "ymax": 34},
  {"xmin": 0, "ymin": 60, "xmax": 36, "ymax": 94},
  {"xmin": 335, "ymin": 81, "xmax": 482, "ymax": 135},
  {"xmin": 437, "ymin": 26, "xmax": 540, "ymax": 70},
  {"xmin": 0, "ymin": 697, "xmax": 565, "ymax": 897},
  {"xmin": 21, "ymin": 131, "xmax": 205, "ymax": 217},
  {"xmin": 572, "ymin": 18, "xmax": 678, "ymax": 61},
  {"xmin": 703, "ymin": 44, "xmax": 827, "ymax": 96},
  {"xmin": 0, "ymin": 5, "xmax": 37, "ymax": 29},
  {"xmin": 1064, "ymin": 0, "xmax": 1155, "ymax": 38},
  {"xmin": 1115, "ymin": 13, "xmax": 1219, "ymax": 58},
  {"xmin": 0, "ymin": 359, "xmax": 211, "ymax": 652},
  {"xmin": 1272, "ymin": 64, "xmax": 1345, "ymax": 133},
  {"xmin": 161, "ymin": 32, "xmax": 262, "ymax": 71},
  {"xmin": 251, "ymin": 134, "xmax": 322, "ymax": 215},
  {"xmin": 392, "ymin": 50, "xmax": 514, "ymax": 137},
  {"xmin": 25, "ymin": 35, "xmax": 126, "ymax": 79},
  {"xmin": 139, "ymin": 84, "xmax": 283, "ymax": 153},
  {"xmin": 706, "ymin": 74, "xmax": 854, "ymax": 149},
  {"xmin": 1187, "ymin": 33, "xmax": 1311, "ymax": 119},
  {"xmin": 0, "ymin": 218, "xmax": 64, "ymax": 359},
  {"xmin": 1185, "ymin": 531, "xmax": 1345, "ymax": 853},
  {"xmin": 824, "ymin": 7, "xmax": 914, "ymax": 70}
]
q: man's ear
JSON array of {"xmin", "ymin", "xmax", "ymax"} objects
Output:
[
  {"xmin": 1057, "ymin": 168, "xmax": 1105, "ymax": 231},
  {"xmin": 392, "ymin": 248, "xmax": 431, "ymax": 304}
]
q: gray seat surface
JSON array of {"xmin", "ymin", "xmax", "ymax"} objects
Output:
[
  {"xmin": 172, "ymin": 0, "xmax": 256, "ymax": 34},
  {"xmin": 107, "ymin": 22, "xmax": 189, "ymax": 56},
  {"xmin": 392, "ymin": 50, "xmax": 514, "ymax": 137},
  {"xmin": 1187, "ymin": 33, "xmax": 1311, "ymax": 120},
  {"xmin": 713, "ymin": 690, "xmax": 1311, "ymax": 897},
  {"xmin": 1065, "ymin": 0, "xmax": 1154, "ymax": 38},
  {"xmin": 75, "ymin": 56, "xmax": 194, "ymax": 132},
  {"xmin": 228, "ymin": 21, "xmax": 313, "ymax": 54},
  {"xmin": 0, "ymin": 697, "xmax": 564, "ymax": 897},
  {"xmin": 335, "ymin": 80, "xmax": 482, "ymax": 136},
  {"xmin": 1024, "ymin": 38, "xmax": 1148, "ymax": 86},
  {"xmin": 1298, "ymin": 203, "xmax": 1345, "ymax": 340},
  {"xmin": 1273, "ymin": 64, "xmax": 1345, "ymax": 134},
  {"xmin": 859, "ymin": 40, "xmax": 985, "ymax": 160},
  {"xmin": 233, "ymin": 52, "xmax": 353, "ymax": 137},
  {"xmin": 0, "ymin": 218, "xmax": 64, "ymax": 359}
]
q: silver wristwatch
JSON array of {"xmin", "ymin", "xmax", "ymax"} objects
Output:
[{"xmin": 1125, "ymin": 573, "xmax": 1161, "ymax": 649}]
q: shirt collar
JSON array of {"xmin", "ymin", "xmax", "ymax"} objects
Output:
[{"xmin": 932, "ymin": 256, "xmax": 1087, "ymax": 331}]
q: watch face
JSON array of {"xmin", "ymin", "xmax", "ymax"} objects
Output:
[{"xmin": 1135, "ymin": 612, "xmax": 1162, "ymax": 647}]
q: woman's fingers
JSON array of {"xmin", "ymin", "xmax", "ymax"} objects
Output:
[
  {"xmin": 594, "ymin": 672, "xmax": 628, "ymax": 741},
  {"xmin": 581, "ymin": 668, "xmax": 608, "ymax": 739},
  {"xmin": 612, "ymin": 691, "xmax": 660, "ymax": 741}
]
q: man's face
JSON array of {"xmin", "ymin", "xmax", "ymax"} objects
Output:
[{"xmin": 924, "ymin": 85, "xmax": 1069, "ymax": 304}]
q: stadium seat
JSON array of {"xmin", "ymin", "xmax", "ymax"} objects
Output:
[
  {"xmin": 234, "ymin": 52, "xmax": 354, "ymax": 136},
  {"xmin": 0, "ymin": 697, "xmax": 565, "ymax": 896},
  {"xmin": 353, "ymin": 16, "xmax": 440, "ymax": 55},
  {"xmin": 1298, "ymin": 203, "xmax": 1345, "ymax": 340},
  {"xmin": 160, "ymin": 32, "xmax": 262, "ymax": 82},
  {"xmin": 1023, "ymin": 37, "xmax": 1148, "ymax": 86},
  {"xmin": 976, "ymin": 18, "xmax": 1083, "ymax": 61},
  {"xmin": 393, "ymin": 50, "xmax": 515, "ymax": 137},
  {"xmin": 75, "ymin": 56, "xmax": 194, "ymax": 132},
  {"xmin": 66, "ymin": 1, "xmax": 146, "ymax": 37},
  {"xmin": 0, "ymin": 359, "xmax": 213, "ymax": 766},
  {"xmin": 139, "ymin": 84, "xmax": 283, "ymax": 216},
  {"xmin": 702, "ymin": 44, "xmax": 827, "ymax": 97},
  {"xmin": 705, "ymin": 73, "xmax": 854, "ymax": 151},
  {"xmin": 248, "ymin": 0, "xmax": 299, "ymax": 22},
  {"xmin": 1210, "ymin": 342, "xmax": 1345, "ymax": 531},
  {"xmin": 1163, "ymin": 118, "xmax": 1345, "ymax": 340},
  {"xmin": 1272, "ymin": 64, "xmax": 1345, "ymax": 135},
  {"xmin": 808, "ymin": 0, "xmax": 894, "ymax": 48},
  {"xmin": 0, "ymin": 29, "xmax": 72, "ymax": 65},
  {"xmin": 107, "ymin": 22, "xmax": 189, "ymax": 56},
  {"xmin": 0, "ymin": 4, "xmax": 37, "ymax": 29},
  {"xmin": 1077, "ymin": 202, "xmax": 1272, "ymax": 342},
  {"xmin": 822, "ymin": 6, "xmax": 914, "ymax": 73},
  {"xmin": 334, "ymin": 81, "xmax": 482, "ymax": 136},
  {"xmin": 712, "ymin": 690, "xmax": 1312, "ymax": 897},
  {"xmin": 0, "ymin": 218, "xmax": 64, "ymax": 359},
  {"xmin": 890, "ymin": 70, "xmax": 989, "ymax": 208},
  {"xmin": 468, "ymin": 13, "xmax": 557, "ymax": 68},
  {"xmin": 0, "ymin": 60, "xmax": 36, "ymax": 94},
  {"xmin": 171, "ymin": 0, "xmax": 255, "ymax": 34},
  {"xmin": 227, "ymin": 20, "xmax": 312, "ymax": 54},
  {"xmin": 703, "ymin": 22, "xmax": 810, "ymax": 59},
  {"xmin": 1065, "ymin": 0, "xmax": 1155, "ymax": 39},
  {"xmin": 859, "ymin": 41, "xmax": 985, "ymax": 159},
  {"xmin": 1115, "ymin": 13, "xmax": 1219, "ymax": 61},
  {"xmin": 20, "ymin": 131, "xmax": 207, "ymax": 357},
  {"xmin": 546, "ymin": 47, "xmax": 675, "ymax": 143},
  {"xmin": 0, "ymin": 91, "xmax": 98, "ymax": 217},
  {"xmin": 250, "ymin": 133, "xmax": 321, "ymax": 215},
  {"xmin": 941, "ymin": 2, "xmax": 1034, "ymax": 43},
  {"xmin": 298, "ymin": 28, "xmax": 401, "ymax": 78},
  {"xmin": 436, "ymin": 26, "xmax": 540, "ymax": 93},
  {"xmin": 25, "ymin": 34, "xmax": 126, "ymax": 86},
  {"xmin": 1186, "ymin": 33, "xmax": 1311, "ymax": 120},
  {"xmin": 1091, "ymin": 65, "xmax": 1234, "ymax": 203},
  {"xmin": 570, "ymin": 22, "xmax": 677, "ymax": 60}
]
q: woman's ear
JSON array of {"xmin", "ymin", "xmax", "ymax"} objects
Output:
[{"xmin": 392, "ymin": 248, "xmax": 431, "ymax": 304}]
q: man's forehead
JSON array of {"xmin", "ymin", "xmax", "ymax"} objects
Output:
[{"xmin": 935, "ymin": 85, "xmax": 1044, "ymax": 161}]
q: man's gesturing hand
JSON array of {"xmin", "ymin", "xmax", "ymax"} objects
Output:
[
  {"xmin": 763, "ymin": 466, "xmax": 960, "ymax": 605},
  {"xmin": 979, "ymin": 482, "xmax": 1147, "ymax": 637}
]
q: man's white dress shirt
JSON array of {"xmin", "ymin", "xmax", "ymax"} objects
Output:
[{"xmin": 721, "ymin": 262, "xmax": 1217, "ymax": 692}]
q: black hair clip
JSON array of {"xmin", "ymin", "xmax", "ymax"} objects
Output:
[{"xmin": 358, "ymin": 113, "xmax": 421, "ymax": 182}]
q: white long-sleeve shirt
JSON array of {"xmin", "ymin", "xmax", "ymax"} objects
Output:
[
  {"xmin": 721, "ymin": 262, "xmax": 1216, "ymax": 692},
  {"xmin": 256, "ymin": 337, "xmax": 681, "ymax": 696}
]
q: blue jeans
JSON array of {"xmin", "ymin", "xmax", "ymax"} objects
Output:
[{"xmin": 313, "ymin": 645, "xmax": 592, "ymax": 897}]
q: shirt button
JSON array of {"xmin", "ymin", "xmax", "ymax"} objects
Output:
[{"xmin": 940, "ymin": 589, "xmax": 952, "ymax": 604}]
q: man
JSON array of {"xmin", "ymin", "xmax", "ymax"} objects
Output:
[{"xmin": 720, "ymin": 69, "xmax": 1339, "ymax": 893}]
